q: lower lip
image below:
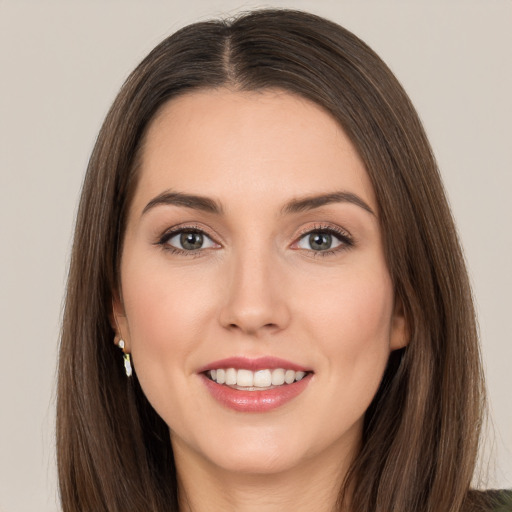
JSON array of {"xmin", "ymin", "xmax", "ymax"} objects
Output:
[{"xmin": 200, "ymin": 373, "xmax": 312, "ymax": 412}]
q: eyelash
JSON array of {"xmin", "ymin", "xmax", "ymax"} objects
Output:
[
  {"xmin": 155, "ymin": 223, "xmax": 354, "ymax": 258},
  {"xmin": 294, "ymin": 223, "xmax": 354, "ymax": 258},
  {"xmin": 156, "ymin": 224, "xmax": 215, "ymax": 258}
]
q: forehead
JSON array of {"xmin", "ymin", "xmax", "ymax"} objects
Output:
[{"xmin": 133, "ymin": 88, "xmax": 376, "ymax": 215}]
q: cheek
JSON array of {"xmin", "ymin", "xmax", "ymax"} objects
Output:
[
  {"xmin": 299, "ymin": 262, "xmax": 394, "ymax": 380},
  {"xmin": 119, "ymin": 255, "xmax": 217, "ymax": 411},
  {"xmin": 122, "ymin": 254, "xmax": 215, "ymax": 349},
  {"xmin": 305, "ymin": 260, "xmax": 393, "ymax": 332},
  {"xmin": 298, "ymin": 272, "xmax": 393, "ymax": 435},
  {"xmin": 120, "ymin": 256, "xmax": 216, "ymax": 420}
]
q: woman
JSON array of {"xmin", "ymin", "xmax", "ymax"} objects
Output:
[{"xmin": 57, "ymin": 9, "xmax": 510, "ymax": 512}]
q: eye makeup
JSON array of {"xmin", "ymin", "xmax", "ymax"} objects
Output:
[{"xmin": 153, "ymin": 220, "xmax": 355, "ymax": 259}]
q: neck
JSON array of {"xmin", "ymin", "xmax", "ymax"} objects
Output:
[{"xmin": 173, "ymin": 438, "xmax": 356, "ymax": 512}]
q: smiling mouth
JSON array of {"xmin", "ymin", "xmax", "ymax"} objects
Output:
[{"xmin": 205, "ymin": 368, "xmax": 311, "ymax": 390}]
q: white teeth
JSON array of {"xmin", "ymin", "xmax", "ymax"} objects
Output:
[
  {"xmin": 237, "ymin": 369, "xmax": 254, "ymax": 387},
  {"xmin": 271, "ymin": 368, "xmax": 285, "ymax": 385},
  {"xmin": 216, "ymin": 369, "xmax": 226, "ymax": 384},
  {"xmin": 208, "ymin": 367, "xmax": 309, "ymax": 388},
  {"xmin": 295, "ymin": 371, "xmax": 306, "ymax": 381},
  {"xmin": 284, "ymin": 369, "xmax": 295, "ymax": 384},
  {"xmin": 225, "ymin": 368, "xmax": 237, "ymax": 385},
  {"xmin": 253, "ymin": 369, "xmax": 272, "ymax": 387}
]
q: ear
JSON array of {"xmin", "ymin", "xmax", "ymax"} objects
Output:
[
  {"xmin": 389, "ymin": 295, "xmax": 409, "ymax": 351},
  {"xmin": 111, "ymin": 291, "xmax": 131, "ymax": 351}
]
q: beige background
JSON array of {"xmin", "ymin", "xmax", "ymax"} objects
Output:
[{"xmin": 0, "ymin": 1, "xmax": 510, "ymax": 510}]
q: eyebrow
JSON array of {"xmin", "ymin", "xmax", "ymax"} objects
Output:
[
  {"xmin": 142, "ymin": 191, "xmax": 224, "ymax": 216},
  {"xmin": 142, "ymin": 189, "xmax": 374, "ymax": 217},
  {"xmin": 281, "ymin": 191, "xmax": 375, "ymax": 216}
]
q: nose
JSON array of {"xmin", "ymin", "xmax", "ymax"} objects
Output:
[{"xmin": 218, "ymin": 244, "xmax": 291, "ymax": 337}]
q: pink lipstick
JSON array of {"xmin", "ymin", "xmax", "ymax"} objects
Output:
[{"xmin": 198, "ymin": 356, "xmax": 313, "ymax": 413}]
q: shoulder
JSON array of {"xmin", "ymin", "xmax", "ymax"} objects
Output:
[
  {"xmin": 487, "ymin": 490, "xmax": 512, "ymax": 511},
  {"xmin": 466, "ymin": 490, "xmax": 512, "ymax": 512}
]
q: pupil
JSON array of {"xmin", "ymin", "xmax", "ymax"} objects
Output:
[
  {"xmin": 181, "ymin": 232, "xmax": 203, "ymax": 250},
  {"xmin": 310, "ymin": 233, "xmax": 332, "ymax": 251}
]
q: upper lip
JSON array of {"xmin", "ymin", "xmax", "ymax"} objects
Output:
[{"xmin": 197, "ymin": 356, "xmax": 311, "ymax": 373}]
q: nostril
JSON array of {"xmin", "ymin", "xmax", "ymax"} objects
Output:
[
  {"xmin": 219, "ymin": 296, "xmax": 291, "ymax": 334},
  {"xmin": 227, "ymin": 322, "xmax": 279, "ymax": 333}
]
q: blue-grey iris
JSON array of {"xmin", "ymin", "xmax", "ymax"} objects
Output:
[
  {"xmin": 309, "ymin": 233, "xmax": 332, "ymax": 251},
  {"xmin": 181, "ymin": 232, "xmax": 203, "ymax": 250}
]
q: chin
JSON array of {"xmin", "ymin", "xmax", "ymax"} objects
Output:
[
  {"xmin": 176, "ymin": 424, "xmax": 308, "ymax": 476},
  {"xmin": 206, "ymin": 443, "xmax": 302, "ymax": 476}
]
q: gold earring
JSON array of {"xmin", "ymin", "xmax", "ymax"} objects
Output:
[{"xmin": 117, "ymin": 339, "xmax": 133, "ymax": 377}]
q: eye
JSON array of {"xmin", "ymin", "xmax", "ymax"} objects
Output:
[
  {"xmin": 160, "ymin": 228, "xmax": 218, "ymax": 252},
  {"xmin": 297, "ymin": 232, "xmax": 342, "ymax": 251},
  {"xmin": 294, "ymin": 226, "xmax": 353, "ymax": 253}
]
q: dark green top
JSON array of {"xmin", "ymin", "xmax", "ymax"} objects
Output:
[{"xmin": 489, "ymin": 489, "xmax": 512, "ymax": 511}]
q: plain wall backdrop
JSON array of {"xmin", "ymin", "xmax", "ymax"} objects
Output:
[{"xmin": 0, "ymin": 1, "xmax": 510, "ymax": 511}]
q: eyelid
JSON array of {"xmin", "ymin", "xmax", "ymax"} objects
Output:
[
  {"xmin": 291, "ymin": 223, "xmax": 354, "ymax": 253},
  {"xmin": 154, "ymin": 221, "xmax": 354, "ymax": 257},
  {"xmin": 155, "ymin": 223, "xmax": 222, "ymax": 255}
]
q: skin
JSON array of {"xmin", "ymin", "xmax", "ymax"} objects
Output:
[{"xmin": 114, "ymin": 88, "xmax": 407, "ymax": 512}]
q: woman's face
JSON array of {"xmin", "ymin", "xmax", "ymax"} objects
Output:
[{"xmin": 115, "ymin": 89, "xmax": 407, "ymax": 476}]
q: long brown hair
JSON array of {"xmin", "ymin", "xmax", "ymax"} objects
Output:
[{"xmin": 57, "ymin": 9, "xmax": 486, "ymax": 511}]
